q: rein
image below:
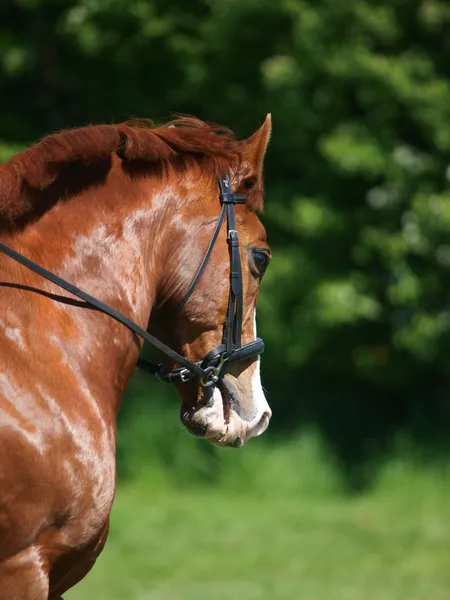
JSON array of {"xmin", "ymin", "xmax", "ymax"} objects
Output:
[{"xmin": 0, "ymin": 176, "xmax": 264, "ymax": 387}]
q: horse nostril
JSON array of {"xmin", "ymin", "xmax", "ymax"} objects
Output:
[
  {"xmin": 261, "ymin": 409, "xmax": 272, "ymax": 424},
  {"xmin": 250, "ymin": 409, "xmax": 272, "ymax": 439}
]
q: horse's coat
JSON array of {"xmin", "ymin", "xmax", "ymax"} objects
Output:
[{"xmin": 0, "ymin": 116, "xmax": 272, "ymax": 598}]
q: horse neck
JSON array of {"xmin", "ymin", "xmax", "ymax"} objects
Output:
[{"xmin": 2, "ymin": 160, "xmax": 182, "ymax": 415}]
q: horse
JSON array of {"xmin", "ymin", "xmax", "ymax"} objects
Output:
[{"xmin": 0, "ymin": 115, "xmax": 272, "ymax": 598}]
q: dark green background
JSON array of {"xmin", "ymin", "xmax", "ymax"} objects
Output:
[{"xmin": 2, "ymin": 0, "xmax": 450, "ymax": 490}]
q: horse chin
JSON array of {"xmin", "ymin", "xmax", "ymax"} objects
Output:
[{"xmin": 180, "ymin": 380, "xmax": 270, "ymax": 448}]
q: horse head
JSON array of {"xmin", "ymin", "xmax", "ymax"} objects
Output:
[{"xmin": 149, "ymin": 116, "xmax": 273, "ymax": 447}]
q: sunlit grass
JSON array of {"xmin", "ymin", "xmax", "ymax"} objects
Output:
[{"xmin": 67, "ymin": 419, "xmax": 450, "ymax": 600}]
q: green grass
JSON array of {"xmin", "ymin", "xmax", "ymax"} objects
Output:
[{"xmin": 67, "ymin": 428, "xmax": 450, "ymax": 600}]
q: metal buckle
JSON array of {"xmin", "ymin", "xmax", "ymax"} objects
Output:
[
  {"xmin": 200, "ymin": 353, "xmax": 228, "ymax": 387},
  {"xmin": 156, "ymin": 366, "xmax": 192, "ymax": 384},
  {"xmin": 179, "ymin": 369, "xmax": 191, "ymax": 383}
]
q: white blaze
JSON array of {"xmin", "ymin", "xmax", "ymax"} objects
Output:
[{"xmin": 251, "ymin": 310, "xmax": 271, "ymax": 436}]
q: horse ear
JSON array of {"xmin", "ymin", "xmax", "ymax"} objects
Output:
[{"xmin": 241, "ymin": 114, "xmax": 272, "ymax": 177}]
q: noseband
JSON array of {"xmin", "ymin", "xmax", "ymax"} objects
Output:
[{"xmin": 0, "ymin": 176, "xmax": 264, "ymax": 387}]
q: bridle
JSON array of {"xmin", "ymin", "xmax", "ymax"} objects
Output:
[{"xmin": 0, "ymin": 175, "xmax": 264, "ymax": 388}]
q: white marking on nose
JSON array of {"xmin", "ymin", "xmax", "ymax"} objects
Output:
[{"xmin": 251, "ymin": 310, "xmax": 272, "ymax": 436}]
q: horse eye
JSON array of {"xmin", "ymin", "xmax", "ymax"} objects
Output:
[{"xmin": 251, "ymin": 249, "xmax": 270, "ymax": 274}]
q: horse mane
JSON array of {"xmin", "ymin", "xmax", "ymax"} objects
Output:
[{"xmin": 0, "ymin": 117, "xmax": 248, "ymax": 228}]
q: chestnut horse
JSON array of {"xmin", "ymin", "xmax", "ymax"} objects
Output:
[{"xmin": 0, "ymin": 115, "xmax": 272, "ymax": 598}]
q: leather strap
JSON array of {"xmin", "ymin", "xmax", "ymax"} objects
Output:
[
  {"xmin": 0, "ymin": 241, "xmax": 207, "ymax": 381},
  {"xmin": 177, "ymin": 203, "xmax": 227, "ymax": 309},
  {"xmin": 220, "ymin": 176, "xmax": 244, "ymax": 355}
]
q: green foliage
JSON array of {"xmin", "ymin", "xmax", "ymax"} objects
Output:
[
  {"xmin": 2, "ymin": 0, "xmax": 450, "ymax": 471},
  {"xmin": 0, "ymin": 141, "xmax": 23, "ymax": 161}
]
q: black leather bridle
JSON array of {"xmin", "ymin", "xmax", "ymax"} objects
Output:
[{"xmin": 0, "ymin": 175, "xmax": 264, "ymax": 387}]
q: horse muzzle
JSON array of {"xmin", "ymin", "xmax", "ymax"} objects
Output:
[{"xmin": 180, "ymin": 368, "xmax": 272, "ymax": 447}]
